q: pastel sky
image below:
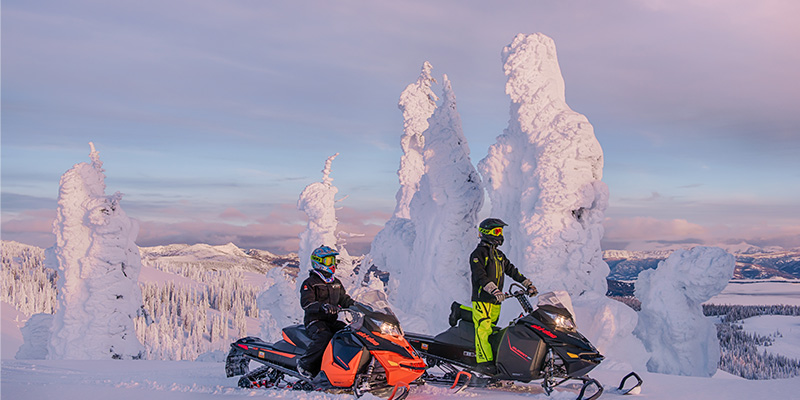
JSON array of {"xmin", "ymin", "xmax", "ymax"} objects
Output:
[{"xmin": 2, "ymin": 0, "xmax": 799, "ymax": 255}]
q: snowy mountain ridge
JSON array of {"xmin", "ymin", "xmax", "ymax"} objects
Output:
[
  {"xmin": 7, "ymin": 239, "xmax": 800, "ymax": 282},
  {"xmin": 138, "ymin": 242, "xmax": 298, "ymax": 274},
  {"xmin": 605, "ymin": 246, "xmax": 800, "ymax": 281}
]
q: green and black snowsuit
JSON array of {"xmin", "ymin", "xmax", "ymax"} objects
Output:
[{"xmin": 469, "ymin": 241, "xmax": 528, "ymax": 363}]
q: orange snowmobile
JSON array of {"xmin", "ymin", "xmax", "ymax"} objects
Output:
[{"xmin": 225, "ymin": 290, "xmax": 426, "ymax": 400}]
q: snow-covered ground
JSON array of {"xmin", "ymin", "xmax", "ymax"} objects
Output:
[
  {"xmin": 707, "ymin": 281, "xmax": 800, "ymax": 306},
  {"xmin": 4, "ymin": 281, "xmax": 800, "ymax": 399},
  {"xmin": 2, "ymin": 358, "xmax": 799, "ymax": 400}
]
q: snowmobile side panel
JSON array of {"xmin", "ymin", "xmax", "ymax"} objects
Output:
[
  {"xmin": 320, "ymin": 331, "xmax": 367, "ymax": 387},
  {"xmin": 407, "ymin": 332, "xmax": 477, "ymax": 366},
  {"xmin": 495, "ymin": 323, "xmax": 547, "ymax": 381}
]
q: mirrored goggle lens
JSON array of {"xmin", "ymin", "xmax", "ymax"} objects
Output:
[
  {"xmin": 480, "ymin": 227, "xmax": 503, "ymax": 236},
  {"xmin": 312, "ymin": 255, "xmax": 337, "ymax": 266}
]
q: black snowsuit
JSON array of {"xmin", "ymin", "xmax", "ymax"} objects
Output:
[
  {"xmin": 470, "ymin": 241, "xmax": 528, "ymax": 304},
  {"xmin": 297, "ymin": 270, "xmax": 355, "ymax": 373}
]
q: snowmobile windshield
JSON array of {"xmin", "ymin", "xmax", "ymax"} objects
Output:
[
  {"xmin": 352, "ymin": 290, "xmax": 396, "ymax": 317},
  {"xmin": 347, "ymin": 290, "xmax": 402, "ymax": 335},
  {"xmin": 537, "ymin": 291, "xmax": 576, "ymax": 321}
]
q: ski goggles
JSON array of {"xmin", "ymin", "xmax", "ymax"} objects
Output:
[
  {"xmin": 311, "ymin": 255, "xmax": 338, "ymax": 267},
  {"xmin": 479, "ymin": 226, "xmax": 504, "ymax": 236}
]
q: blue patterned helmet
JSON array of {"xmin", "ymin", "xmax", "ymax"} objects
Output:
[{"xmin": 311, "ymin": 245, "xmax": 339, "ymax": 276}]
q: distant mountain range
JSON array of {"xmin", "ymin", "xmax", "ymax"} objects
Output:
[
  {"xmin": 5, "ymin": 240, "xmax": 799, "ymax": 285},
  {"xmin": 138, "ymin": 242, "xmax": 299, "ymax": 274},
  {"xmin": 134, "ymin": 242, "xmax": 800, "ymax": 283},
  {"xmin": 604, "ymin": 245, "xmax": 800, "ymax": 281}
]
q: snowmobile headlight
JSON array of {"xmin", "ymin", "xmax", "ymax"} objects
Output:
[
  {"xmin": 377, "ymin": 320, "xmax": 403, "ymax": 336},
  {"xmin": 544, "ymin": 311, "xmax": 575, "ymax": 330}
]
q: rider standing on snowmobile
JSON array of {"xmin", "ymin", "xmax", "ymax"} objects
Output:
[
  {"xmin": 297, "ymin": 245, "xmax": 355, "ymax": 379},
  {"xmin": 470, "ymin": 218, "xmax": 538, "ymax": 375}
]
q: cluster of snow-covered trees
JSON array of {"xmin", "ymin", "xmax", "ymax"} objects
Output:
[
  {"xmin": 702, "ymin": 304, "xmax": 800, "ymax": 379},
  {"xmin": 704, "ymin": 304, "xmax": 800, "ymax": 322},
  {"xmin": 1, "ymin": 241, "xmax": 57, "ymax": 316},
  {"xmin": 147, "ymin": 261, "xmax": 260, "ymax": 319},
  {"xmin": 715, "ymin": 319, "xmax": 800, "ymax": 379},
  {"xmin": 134, "ymin": 278, "xmax": 253, "ymax": 361},
  {"xmin": 3, "ymin": 239, "xmax": 264, "ymax": 361}
]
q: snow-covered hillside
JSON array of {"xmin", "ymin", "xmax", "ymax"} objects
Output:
[{"xmin": 140, "ymin": 243, "xmax": 298, "ymax": 274}]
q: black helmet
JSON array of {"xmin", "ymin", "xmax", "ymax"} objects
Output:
[{"xmin": 479, "ymin": 218, "xmax": 507, "ymax": 246}]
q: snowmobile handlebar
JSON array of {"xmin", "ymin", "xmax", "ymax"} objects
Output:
[{"xmin": 504, "ymin": 283, "xmax": 535, "ymax": 314}]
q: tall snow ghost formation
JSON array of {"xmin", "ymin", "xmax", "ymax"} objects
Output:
[
  {"xmin": 395, "ymin": 61, "xmax": 438, "ymax": 219},
  {"xmin": 297, "ymin": 153, "xmax": 341, "ymax": 271},
  {"xmin": 366, "ymin": 63, "xmax": 483, "ymax": 333},
  {"xmin": 478, "ymin": 33, "xmax": 645, "ymax": 365},
  {"xmin": 366, "ymin": 63, "xmax": 437, "ymax": 300},
  {"xmin": 47, "ymin": 143, "xmax": 145, "ymax": 360},
  {"xmin": 404, "ymin": 75, "xmax": 483, "ymax": 332},
  {"xmin": 478, "ymin": 33, "xmax": 608, "ymax": 297},
  {"xmin": 634, "ymin": 246, "xmax": 735, "ymax": 376},
  {"xmin": 261, "ymin": 154, "xmax": 359, "ymax": 340}
]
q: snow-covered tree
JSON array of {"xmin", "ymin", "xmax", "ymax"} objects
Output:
[
  {"xmin": 403, "ymin": 75, "xmax": 483, "ymax": 332},
  {"xmin": 258, "ymin": 266, "xmax": 302, "ymax": 342},
  {"xmin": 477, "ymin": 33, "xmax": 645, "ymax": 366},
  {"xmin": 259, "ymin": 153, "xmax": 359, "ymax": 340},
  {"xmin": 47, "ymin": 142, "xmax": 145, "ymax": 360},
  {"xmin": 395, "ymin": 61, "xmax": 438, "ymax": 219},
  {"xmin": 635, "ymin": 246, "xmax": 735, "ymax": 376},
  {"xmin": 478, "ymin": 32, "xmax": 608, "ymax": 299},
  {"xmin": 365, "ymin": 62, "xmax": 438, "ymax": 291},
  {"xmin": 297, "ymin": 153, "xmax": 341, "ymax": 271}
]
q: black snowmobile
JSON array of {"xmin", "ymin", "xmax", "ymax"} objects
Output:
[
  {"xmin": 405, "ymin": 283, "xmax": 642, "ymax": 400},
  {"xmin": 225, "ymin": 290, "xmax": 426, "ymax": 400}
]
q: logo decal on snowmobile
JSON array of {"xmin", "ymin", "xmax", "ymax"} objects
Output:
[
  {"xmin": 463, "ymin": 350, "xmax": 475, "ymax": 357},
  {"xmin": 356, "ymin": 331, "xmax": 379, "ymax": 346},
  {"xmin": 421, "ymin": 343, "xmax": 428, "ymax": 350},
  {"xmin": 530, "ymin": 324, "xmax": 556, "ymax": 339},
  {"xmin": 508, "ymin": 336, "xmax": 531, "ymax": 360},
  {"xmin": 258, "ymin": 351, "xmax": 265, "ymax": 358}
]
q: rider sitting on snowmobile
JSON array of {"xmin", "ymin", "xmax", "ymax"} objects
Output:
[
  {"xmin": 297, "ymin": 245, "xmax": 355, "ymax": 379},
  {"xmin": 470, "ymin": 218, "xmax": 538, "ymax": 375}
]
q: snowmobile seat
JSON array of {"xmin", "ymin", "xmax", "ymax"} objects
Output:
[
  {"xmin": 434, "ymin": 322, "xmax": 475, "ymax": 348},
  {"xmin": 274, "ymin": 324, "xmax": 311, "ymax": 352}
]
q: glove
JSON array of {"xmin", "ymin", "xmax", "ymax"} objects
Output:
[
  {"xmin": 484, "ymin": 282, "xmax": 507, "ymax": 302},
  {"xmin": 322, "ymin": 303, "xmax": 339, "ymax": 315},
  {"xmin": 522, "ymin": 279, "xmax": 538, "ymax": 297}
]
